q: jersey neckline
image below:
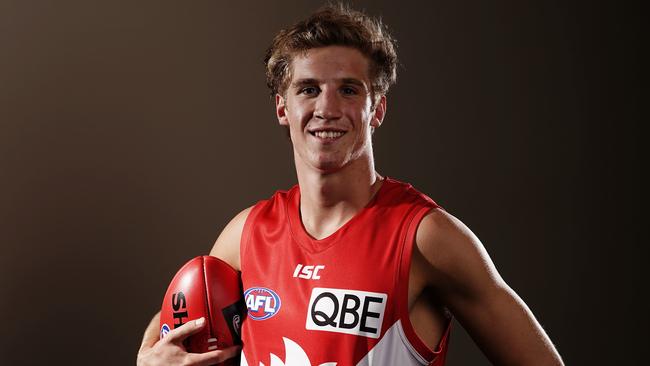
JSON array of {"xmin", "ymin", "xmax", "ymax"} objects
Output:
[{"xmin": 286, "ymin": 177, "xmax": 396, "ymax": 254}]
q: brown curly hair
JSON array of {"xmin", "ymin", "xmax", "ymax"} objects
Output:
[{"xmin": 264, "ymin": 3, "xmax": 398, "ymax": 104}]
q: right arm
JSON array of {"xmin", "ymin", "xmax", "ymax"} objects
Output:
[
  {"xmin": 208, "ymin": 207, "xmax": 252, "ymax": 270},
  {"xmin": 136, "ymin": 207, "xmax": 252, "ymax": 366}
]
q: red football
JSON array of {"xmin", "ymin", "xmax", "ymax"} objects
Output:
[{"xmin": 159, "ymin": 255, "xmax": 244, "ymax": 360}]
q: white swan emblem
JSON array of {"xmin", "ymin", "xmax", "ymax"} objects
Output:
[{"xmin": 240, "ymin": 337, "xmax": 337, "ymax": 366}]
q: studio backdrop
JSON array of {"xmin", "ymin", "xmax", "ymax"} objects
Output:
[{"xmin": 0, "ymin": 1, "xmax": 641, "ymax": 365}]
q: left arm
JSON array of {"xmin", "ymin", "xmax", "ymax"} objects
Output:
[{"xmin": 415, "ymin": 208, "xmax": 563, "ymax": 365}]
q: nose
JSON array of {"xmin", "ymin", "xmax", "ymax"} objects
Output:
[{"xmin": 314, "ymin": 88, "xmax": 342, "ymax": 121}]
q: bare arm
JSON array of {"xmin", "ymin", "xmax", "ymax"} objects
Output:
[
  {"xmin": 416, "ymin": 209, "xmax": 563, "ymax": 365},
  {"xmin": 208, "ymin": 207, "xmax": 252, "ymax": 270},
  {"xmin": 136, "ymin": 207, "xmax": 251, "ymax": 366}
]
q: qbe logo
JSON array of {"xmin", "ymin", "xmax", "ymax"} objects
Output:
[
  {"xmin": 244, "ymin": 287, "xmax": 281, "ymax": 320},
  {"xmin": 306, "ymin": 287, "xmax": 387, "ymax": 339}
]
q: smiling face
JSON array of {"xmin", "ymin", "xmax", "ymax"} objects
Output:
[{"xmin": 276, "ymin": 46, "xmax": 386, "ymax": 174}]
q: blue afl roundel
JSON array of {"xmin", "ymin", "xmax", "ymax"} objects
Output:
[
  {"xmin": 244, "ymin": 287, "xmax": 281, "ymax": 320},
  {"xmin": 160, "ymin": 323, "xmax": 170, "ymax": 339}
]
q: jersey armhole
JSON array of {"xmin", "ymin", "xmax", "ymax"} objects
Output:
[{"xmin": 397, "ymin": 204, "xmax": 452, "ymax": 365}]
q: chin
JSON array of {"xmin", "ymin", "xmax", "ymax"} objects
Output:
[
  {"xmin": 298, "ymin": 151, "xmax": 349, "ymax": 174},
  {"xmin": 312, "ymin": 159, "xmax": 346, "ymax": 174},
  {"xmin": 315, "ymin": 164, "xmax": 342, "ymax": 174}
]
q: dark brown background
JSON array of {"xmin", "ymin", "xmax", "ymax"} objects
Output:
[{"xmin": 0, "ymin": 1, "xmax": 642, "ymax": 364}]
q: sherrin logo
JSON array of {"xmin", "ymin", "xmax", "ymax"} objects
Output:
[{"xmin": 245, "ymin": 287, "xmax": 281, "ymax": 320}]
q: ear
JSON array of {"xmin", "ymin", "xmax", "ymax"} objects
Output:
[
  {"xmin": 276, "ymin": 94, "xmax": 289, "ymax": 126},
  {"xmin": 370, "ymin": 95, "xmax": 386, "ymax": 128}
]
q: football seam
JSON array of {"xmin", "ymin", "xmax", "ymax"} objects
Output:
[{"xmin": 201, "ymin": 256, "xmax": 215, "ymax": 349}]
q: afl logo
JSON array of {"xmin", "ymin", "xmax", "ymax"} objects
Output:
[
  {"xmin": 160, "ymin": 323, "xmax": 171, "ymax": 339},
  {"xmin": 244, "ymin": 287, "xmax": 281, "ymax": 320}
]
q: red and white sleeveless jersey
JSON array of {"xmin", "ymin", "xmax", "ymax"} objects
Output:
[{"xmin": 240, "ymin": 178, "xmax": 450, "ymax": 366}]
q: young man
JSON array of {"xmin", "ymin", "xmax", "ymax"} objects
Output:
[{"xmin": 138, "ymin": 5, "xmax": 563, "ymax": 366}]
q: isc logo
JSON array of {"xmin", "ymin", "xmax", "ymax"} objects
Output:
[
  {"xmin": 293, "ymin": 264, "xmax": 325, "ymax": 280},
  {"xmin": 306, "ymin": 287, "xmax": 387, "ymax": 339},
  {"xmin": 244, "ymin": 287, "xmax": 281, "ymax": 321}
]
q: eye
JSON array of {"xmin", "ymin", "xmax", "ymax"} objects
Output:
[
  {"xmin": 299, "ymin": 86, "xmax": 319, "ymax": 96},
  {"xmin": 341, "ymin": 86, "xmax": 358, "ymax": 95}
]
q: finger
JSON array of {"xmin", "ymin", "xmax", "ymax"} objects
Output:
[
  {"xmin": 185, "ymin": 345, "xmax": 242, "ymax": 366},
  {"xmin": 164, "ymin": 317, "xmax": 207, "ymax": 344},
  {"xmin": 139, "ymin": 311, "xmax": 162, "ymax": 350}
]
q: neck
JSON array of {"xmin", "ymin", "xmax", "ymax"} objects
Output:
[{"xmin": 294, "ymin": 153, "xmax": 383, "ymax": 239}]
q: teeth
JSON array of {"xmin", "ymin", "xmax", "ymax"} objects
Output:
[{"xmin": 314, "ymin": 131, "xmax": 344, "ymax": 139}]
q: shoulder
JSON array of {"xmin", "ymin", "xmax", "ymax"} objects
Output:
[
  {"xmin": 207, "ymin": 186, "xmax": 297, "ymax": 270},
  {"xmin": 380, "ymin": 178, "xmax": 441, "ymax": 215},
  {"xmin": 416, "ymin": 208, "xmax": 479, "ymax": 257},
  {"xmin": 415, "ymin": 208, "xmax": 505, "ymax": 295},
  {"xmin": 208, "ymin": 206, "xmax": 253, "ymax": 271}
]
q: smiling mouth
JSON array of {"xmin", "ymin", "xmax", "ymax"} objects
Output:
[{"xmin": 309, "ymin": 130, "xmax": 346, "ymax": 139}]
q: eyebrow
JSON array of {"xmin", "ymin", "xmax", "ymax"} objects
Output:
[
  {"xmin": 291, "ymin": 78, "xmax": 318, "ymax": 89},
  {"xmin": 291, "ymin": 78, "xmax": 368, "ymax": 90},
  {"xmin": 341, "ymin": 78, "xmax": 367, "ymax": 89}
]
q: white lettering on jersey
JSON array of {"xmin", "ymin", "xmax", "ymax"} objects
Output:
[
  {"xmin": 306, "ymin": 287, "xmax": 387, "ymax": 339},
  {"xmin": 293, "ymin": 264, "xmax": 325, "ymax": 280},
  {"xmin": 246, "ymin": 295, "xmax": 277, "ymax": 314}
]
